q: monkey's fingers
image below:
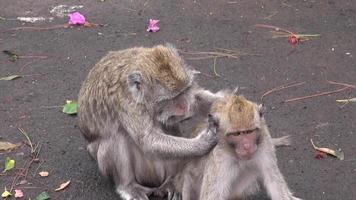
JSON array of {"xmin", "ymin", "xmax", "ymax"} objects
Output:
[
  {"xmin": 208, "ymin": 114, "xmax": 219, "ymax": 129},
  {"xmin": 170, "ymin": 192, "xmax": 182, "ymax": 200}
]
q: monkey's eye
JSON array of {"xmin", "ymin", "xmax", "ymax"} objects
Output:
[{"xmin": 228, "ymin": 131, "xmax": 241, "ymax": 136}]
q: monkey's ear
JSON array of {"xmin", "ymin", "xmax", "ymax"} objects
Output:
[
  {"xmin": 128, "ymin": 71, "xmax": 142, "ymax": 89},
  {"xmin": 127, "ymin": 71, "xmax": 144, "ymax": 101},
  {"xmin": 258, "ymin": 104, "xmax": 267, "ymax": 117}
]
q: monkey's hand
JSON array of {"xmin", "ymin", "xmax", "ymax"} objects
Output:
[{"xmin": 195, "ymin": 114, "xmax": 219, "ymax": 152}]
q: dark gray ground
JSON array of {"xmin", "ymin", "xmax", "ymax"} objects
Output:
[{"xmin": 1, "ymin": 0, "xmax": 355, "ymax": 199}]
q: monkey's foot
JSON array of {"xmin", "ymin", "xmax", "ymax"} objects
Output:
[
  {"xmin": 116, "ymin": 184, "xmax": 153, "ymax": 200},
  {"xmin": 152, "ymin": 179, "xmax": 177, "ymax": 200}
]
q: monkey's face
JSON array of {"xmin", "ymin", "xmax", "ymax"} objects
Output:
[
  {"xmin": 211, "ymin": 94, "xmax": 265, "ymax": 160},
  {"xmin": 156, "ymin": 91, "xmax": 191, "ymax": 125},
  {"xmin": 226, "ymin": 129, "xmax": 260, "ymax": 160}
]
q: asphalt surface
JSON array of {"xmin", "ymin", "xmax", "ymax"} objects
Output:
[{"xmin": 1, "ymin": 0, "xmax": 355, "ymax": 199}]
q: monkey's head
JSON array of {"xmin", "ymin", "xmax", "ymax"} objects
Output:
[
  {"xmin": 211, "ymin": 94, "xmax": 266, "ymax": 160},
  {"xmin": 125, "ymin": 44, "xmax": 199, "ymax": 124}
]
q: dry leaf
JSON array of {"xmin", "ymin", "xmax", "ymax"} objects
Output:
[
  {"xmin": 54, "ymin": 180, "xmax": 70, "ymax": 191},
  {"xmin": 0, "ymin": 75, "xmax": 22, "ymax": 81},
  {"xmin": 39, "ymin": 171, "xmax": 49, "ymax": 177},
  {"xmin": 336, "ymin": 97, "xmax": 356, "ymax": 103},
  {"xmin": 310, "ymin": 139, "xmax": 344, "ymax": 160},
  {"xmin": 0, "ymin": 140, "xmax": 21, "ymax": 151}
]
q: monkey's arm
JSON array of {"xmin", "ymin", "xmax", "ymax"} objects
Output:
[
  {"xmin": 259, "ymin": 148, "xmax": 302, "ymax": 200},
  {"xmin": 121, "ymin": 112, "xmax": 218, "ymax": 159}
]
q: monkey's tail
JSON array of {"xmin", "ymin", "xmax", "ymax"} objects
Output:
[{"xmin": 272, "ymin": 135, "xmax": 292, "ymax": 147}]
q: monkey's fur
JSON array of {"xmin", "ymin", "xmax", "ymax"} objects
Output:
[
  {"xmin": 77, "ymin": 44, "xmax": 220, "ymax": 199},
  {"xmin": 174, "ymin": 93, "xmax": 302, "ymax": 200}
]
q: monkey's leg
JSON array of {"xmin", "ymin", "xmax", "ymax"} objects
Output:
[
  {"xmin": 97, "ymin": 138, "xmax": 154, "ymax": 200},
  {"xmin": 87, "ymin": 140, "xmax": 100, "ymax": 160},
  {"xmin": 259, "ymin": 151, "xmax": 302, "ymax": 200}
]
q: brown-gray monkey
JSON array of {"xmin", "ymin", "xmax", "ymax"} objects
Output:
[
  {"xmin": 77, "ymin": 44, "xmax": 220, "ymax": 200},
  {"xmin": 174, "ymin": 93, "xmax": 302, "ymax": 200}
]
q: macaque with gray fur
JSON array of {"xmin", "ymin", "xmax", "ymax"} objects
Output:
[
  {"xmin": 174, "ymin": 93, "xmax": 302, "ymax": 200},
  {"xmin": 77, "ymin": 44, "xmax": 220, "ymax": 200}
]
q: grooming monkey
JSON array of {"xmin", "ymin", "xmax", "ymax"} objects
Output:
[
  {"xmin": 77, "ymin": 44, "xmax": 221, "ymax": 199},
  {"xmin": 174, "ymin": 93, "xmax": 302, "ymax": 200}
]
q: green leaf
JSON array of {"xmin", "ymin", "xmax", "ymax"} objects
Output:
[
  {"xmin": 3, "ymin": 50, "xmax": 19, "ymax": 62},
  {"xmin": 0, "ymin": 75, "xmax": 22, "ymax": 81},
  {"xmin": 1, "ymin": 189, "xmax": 11, "ymax": 198},
  {"xmin": 35, "ymin": 191, "xmax": 50, "ymax": 200},
  {"xmin": 3, "ymin": 157, "xmax": 15, "ymax": 172},
  {"xmin": 62, "ymin": 100, "xmax": 77, "ymax": 115}
]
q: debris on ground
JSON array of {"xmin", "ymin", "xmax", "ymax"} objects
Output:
[
  {"xmin": 62, "ymin": 100, "xmax": 78, "ymax": 115},
  {"xmin": 0, "ymin": 140, "xmax": 21, "ymax": 151},
  {"xmin": 255, "ymin": 24, "xmax": 320, "ymax": 45},
  {"xmin": 38, "ymin": 171, "xmax": 49, "ymax": 177},
  {"xmin": 147, "ymin": 19, "xmax": 160, "ymax": 32},
  {"xmin": 50, "ymin": 5, "xmax": 84, "ymax": 18},
  {"xmin": 314, "ymin": 151, "xmax": 327, "ymax": 160},
  {"xmin": 14, "ymin": 189, "xmax": 24, "ymax": 198},
  {"xmin": 35, "ymin": 191, "xmax": 50, "ymax": 200},
  {"xmin": 68, "ymin": 12, "xmax": 86, "ymax": 25},
  {"xmin": 1, "ymin": 188, "xmax": 11, "ymax": 198},
  {"xmin": 0, "ymin": 75, "xmax": 22, "ymax": 81},
  {"xmin": 3, "ymin": 157, "xmax": 15, "ymax": 172},
  {"xmin": 311, "ymin": 139, "xmax": 344, "ymax": 160},
  {"xmin": 17, "ymin": 17, "xmax": 53, "ymax": 23},
  {"xmin": 336, "ymin": 97, "xmax": 356, "ymax": 103},
  {"xmin": 54, "ymin": 180, "xmax": 71, "ymax": 192},
  {"xmin": 3, "ymin": 50, "xmax": 19, "ymax": 62}
]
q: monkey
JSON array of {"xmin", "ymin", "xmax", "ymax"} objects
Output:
[
  {"xmin": 173, "ymin": 93, "xmax": 302, "ymax": 200},
  {"xmin": 77, "ymin": 44, "xmax": 222, "ymax": 200}
]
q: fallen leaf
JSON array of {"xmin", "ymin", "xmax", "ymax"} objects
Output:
[
  {"xmin": 19, "ymin": 180, "xmax": 28, "ymax": 185},
  {"xmin": 310, "ymin": 139, "xmax": 344, "ymax": 160},
  {"xmin": 0, "ymin": 140, "xmax": 21, "ymax": 151},
  {"xmin": 55, "ymin": 180, "xmax": 70, "ymax": 192},
  {"xmin": 3, "ymin": 50, "xmax": 19, "ymax": 62},
  {"xmin": 62, "ymin": 100, "xmax": 77, "ymax": 115},
  {"xmin": 3, "ymin": 157, "xmax": 15, "ymax": 172},
  {"xmin": 1, "ymin": 188, "xmax": 11, "ymax": 198},
  {"xmin": 14, "ymin": 189, "xmax": 24, "ymax": 198},
  {"xmin": 39, "ymin": 171, "xmax": 49, "ymax": 177},
  {"xmin": 0, "ymin": 75, "xmax": 22, "ymax": 81},
  {"xmin": 147, "ymin": 19, "xmax": 160, "ymax": 32},
  {"xmin": 35, "ymin": 192, "xmax": 50, "ymax": 200},
  {"xmin": 68, "ymin": 12, "xmax": 85, "ymax": 25},
  {"xmin": 336, "ymin": 97, "xmax": 356, "ymax": 103}
]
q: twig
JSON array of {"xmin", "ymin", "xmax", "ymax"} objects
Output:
[
  {"xmin": 327, "ymin": 80, "xmax": 356, "ymax": 90},
  {"xmin": 18, "ymin": 128, "xmax": 34, "ymax": 153},
  {"xmin": 263, "ymin": 11, "xmax": 278, "ymax": 20},
  {"xmin": 261, "ymin": 81, "xmax": 306, "ymax": 101},
  {"xmin": 212, "ymin": 57, "xmax": 221, "ymax": 77},
  {"xmin": 255, "ymin": 24, "xmax": 295, "ymax": 35},
  {"xmin": 284, "ymin": 86, "xmax": 350, "ymax": 103},
  {"xmin": 1, "ymin": 24, "xmax": 69, "ymax": 32},
  {"xmin": 19, "ymin": 55, "xmax": 48, "ymax": 59}
]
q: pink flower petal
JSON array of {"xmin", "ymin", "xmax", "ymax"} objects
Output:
[
  {"xmin": 68, "ymin": 12, "xmax": 86, "ymax": 25},
  {"xmin": 14, "ymin": 189, "xmax": 24, "ymax": 198},
  {"xmin": 147, "ymin": 19, "xmax": 160, "ymax": 32}
]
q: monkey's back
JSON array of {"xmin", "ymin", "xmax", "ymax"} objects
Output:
[{"xmin": 77, "ymin": 49, "xmax": 145, "ymax": 141}]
